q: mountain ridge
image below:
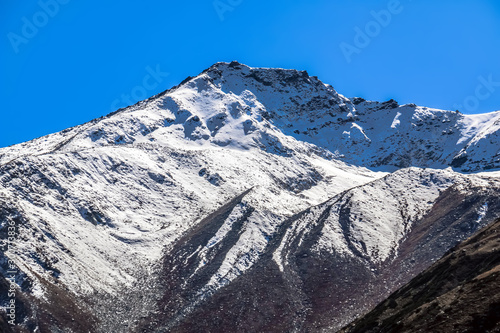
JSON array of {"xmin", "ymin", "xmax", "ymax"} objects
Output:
[{"xmin": 2, "ymin": 61, "xmax": 499, "ymax": 173}]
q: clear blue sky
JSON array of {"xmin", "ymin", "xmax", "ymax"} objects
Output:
[{"xmin": 2, "ymin": 0, "xmax": 500, "ymax": 148}]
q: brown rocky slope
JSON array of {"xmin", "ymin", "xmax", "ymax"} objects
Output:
[{"xmin": 340, "ymin": 217, "xmax": 500, "ymax": 333}]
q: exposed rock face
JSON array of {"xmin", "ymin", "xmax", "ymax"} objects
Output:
[
  {"xmin": 0, "ymin": 62, "xmax": 500, "ymax": 332},
  {"xmin": 340, "ymin": 218, "xmax": 500, "ymax": 333}
]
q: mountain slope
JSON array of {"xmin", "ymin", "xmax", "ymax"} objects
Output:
[
  {"xmin": 137, "ymin": 168, "xmax": 500, "ymax": 332},
  {"xmin": 0, "ymin": 62, "xmax": 499, "ymax": 332},
  {"xmin": 340, "ymin": 218, "xmax": 500, "ymax": 333}
]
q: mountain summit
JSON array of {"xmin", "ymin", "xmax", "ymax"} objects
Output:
[
  {"xmin": 0, "ymin": 62, "xmax": 499, "ymax": 332},
  {"xmin": 2, "ymin": 61, "xmax": 499, "ymax": 171}
]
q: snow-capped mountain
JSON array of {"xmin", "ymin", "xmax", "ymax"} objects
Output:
[
  {"xmin": 2, "ymin": 62, "xmax": 500, "ymax": 172},
  {"xmin": 1, "ymin": 62, "xmax": 499, "ymax": 332}
]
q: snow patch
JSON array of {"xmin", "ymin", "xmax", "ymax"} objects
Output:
[
  {"xmin": 391, "ymin": 112, "xmax": 402, "ymax": 129},
  {"xmin": 476, "ymin": 202, "xmax": 488, "ymax": 223}
]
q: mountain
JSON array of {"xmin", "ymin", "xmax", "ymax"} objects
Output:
[
  {"xmin": 0, "ymin": 61, "xmax": 499, "ymax": 332},
  {"xmin": 340, "ymin": 217, "xmax": 500, "ymax": 333}
]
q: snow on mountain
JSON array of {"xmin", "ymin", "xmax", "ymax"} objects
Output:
[
  {"xmin": 0, "ymin": 128, "xmax": 377, "ymax": 295},
  {"xmin": 1, "ymin": 61, "xmax": 500, "ymax": 332},
  {"xmin": 0, "ymin": 62, "xmax": 383, "ymax": 330},
  {"xmin": 141, "ymin": 168, "xmax": 500, "ymax": 333},
  {"xmin": 2, "ymin": 62, "xmax": 499, "ymax": 172}
]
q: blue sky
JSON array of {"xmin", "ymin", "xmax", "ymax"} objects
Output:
[{"xmin": 1, "ymin": 0, "xmax": 500, "ymax": 148}]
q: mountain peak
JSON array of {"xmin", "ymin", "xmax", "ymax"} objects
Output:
[
  {"xmin": 1, "ymin": 63, "xmax": 499, "ymax": 172},
  {"xmin": 199, "ymin": 61, "xmax": 318, "ymax": 90}
]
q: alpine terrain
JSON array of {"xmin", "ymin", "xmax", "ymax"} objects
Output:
[
  {"xmin": 1, "ymin": 61, "xmax": 499, "ymax": 332},
  {"xmin": 340, "ymin": 217, "xmax": 500, "ymax": 333}
]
